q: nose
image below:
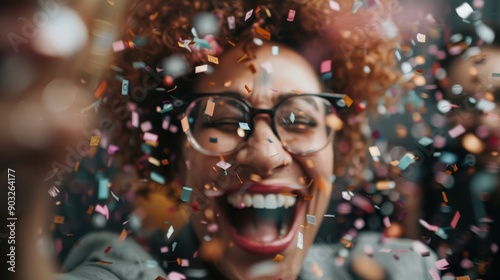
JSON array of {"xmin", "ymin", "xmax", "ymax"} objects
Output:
[{"xmin": 235, "ymin": 117, "xmax": 293, "ymax": 176}]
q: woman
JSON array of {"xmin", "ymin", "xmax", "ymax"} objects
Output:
[{"xmin": 55, "ymin": 0, "xmax": 437, "ymax": 279}]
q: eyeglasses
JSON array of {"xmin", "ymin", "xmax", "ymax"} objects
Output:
[{"xmin": 164, "ymin": 92, "xmax": 348, "ymax": 156}]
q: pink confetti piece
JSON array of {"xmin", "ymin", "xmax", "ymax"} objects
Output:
[
  {"xmin": 491, "ymin": 243, "xmax": 498, "ymax": 253},
  {"xmin": 107, "ymin": 145, "xmax": 120, "ymax": 155},
  {"xmin": 364, "ymin": 245, "xmax": 374, "ymax": 256},
  {"xmin": 140, "ymin": 121, "xmax": 152, "ymax": 132},
  {"xmin": 451, "ymin": 211, "xmax": 460, "ymax": 229},
  {"xmin": 428, "ymin": 268, "xmax": 440, "ymax": 280},
  {"xmin": 287, "ymin": 9, "xmax": 296, "ymax": 21},
  {"xmin": 419, "ymin": 219, "xmax": 439, "ymax": 232},
  {"xmin": 112, "ymin": 40, "xmax": 126, "ymax": 52},
  {"xmin": 55, "ymin": 238, "xmax": 63, "ymax": 254},
  {"xmin": 160, "ymin": 246, "xmax": 169, "ymax": 253},
  {"xmin": 143, "ymin": 132, "xmax": 158, "ymax": 142},
  {"xmin": 167, "ymin": 271, "xmax": 186, "ymax": 280},
  {"xmin": 132, "ymin": 112, "xmax": 139, "ymax": 128},
  {"xmin": 269, "ymin": 87, "xmax": 278, "ymax": 92},
  {"xmin": 95, "ymin": 204, "xmax": 109, "ymax": 220},
  {"xmin": 412, "ymin": 241, "xmax": 430, "ymax": 257},
  {"xmin": 434, "ymin": 258, "xmax": 449, "ymax": 270},
  {"xmin": 320, "ymin": 60, "xmax": 332, "ymax": 73},
  {"xmin": 244, "ymin": 9, "xmax": 254, "ymax": 21},
  {"xmin": 207, "ymin": 223, "xmax": 218, "ymax": 233},
  {"xmin": 448, "ymin": 124, "xmax": 466, "ymax": 138},
  {"xmin": 383, "ymin": 216, "xmax": 392, "ymax": 228},
  {"xmin": 180, "ymin": 259, "xmax": 189, "ymax": 267}
]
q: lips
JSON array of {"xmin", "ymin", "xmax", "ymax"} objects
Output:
[{"xmin": 216, "ymin": 182, "xmax": 306, "ymax": 255}]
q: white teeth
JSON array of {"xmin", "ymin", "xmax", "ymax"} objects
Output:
[
  {"xmin": 277, "ymin": 194, "xmax": 285, "ymax": 207},
  {"xmin": 227, "ymin": 193, "xmax": 297, "ymax": 209},
  {"xmin": 284, "ymin": 196, "xmax": 296, "ymax": 209},
  {"xmin": 243, "ymin": 194, "xmax": 253, "ymax": 208},
  {"xmin": 253, "ymin": 194, "xmax": 265, "ymax": 209},
  {"xmin": 265, "ymin": 194, "xmax": 278, "ymax": 209}
]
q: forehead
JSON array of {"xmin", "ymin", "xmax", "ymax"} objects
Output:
[{"xmin": 194, "ymin": 42, "xmax": 322, "ymax": 96}]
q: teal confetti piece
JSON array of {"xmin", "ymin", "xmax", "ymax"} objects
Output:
[
  {"xmin": 321, "ymin": 72, "xmax": 333, "ymax": 81},
  {"xmin": 239, "ymin": 122, "xmax": 250, "ymax": 130},
  {"xmin": 289, "ymin": 112, "xmax": 295, "ymax": 123},
  {"xmin": 121, "ymin": 79, "xmax": 129, "ymax": 96},
  {"xmin": 209, "ymin": 137, "xmax": 218, "ymax": 143},
  {"xmin": 98, "ymin": 178, "xmax": 110, "ymax": 199},
  {"xmin": 418, "ymin": 137, "xmax": 433, "ymax": 146},
  {"xmin": 150, "ymin": 171, "xmax": 165, "ymax": 185},
  {"xmin": 181, "ymin": 187, "xmax": 192, "ymax": 202},
  {"xmin": 397, "ymin": 154, "xmax": 415, "ymax": 171},
  {"xmin": 272, "ymin": 46, "xmax": 279, "ymax": 55},
  {"xmin": 132, "ymin": 61, "xmax": 146, "ymax": 69},
  {"xmin": 194, "ymin": 38, "xmax": 212, "ymax": 50}
]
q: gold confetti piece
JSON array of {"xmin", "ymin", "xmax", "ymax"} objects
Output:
[
  {"xmin": 177, "ymin": 41, "xmax": 185, "ymax": 48},
  {"xmin": 415, "ymin": 69, "xmax": 425, "ymax": 74},
  {"xmin": 205, "ymin": 100, "xmax": 215, "ymax": 116},
  {"xmin": 306, "ymin": 159, "xmax": 314, "ymax": 169},
  {"xmin": 224, "ymin": 80, "xmax": 232, "ymax": 87},
  {"xmin": 455, "ymin": 276, "xmax": 470, "ymax": 280},
  {"xmin": 87, "ymin": 205, "xmax": 94, "ymax": 215},
  {"xmin": 148, "ymin": 157, "xmax": 161, "ymax": 166},
  {"xmin": 74, "ymin": 161, "xmax": 80, "ymax": 172},
  {"xmin": 244, "ymin": 84, "xmax": 252, "ymax": 94},
  {"xmin": 255, "ymin": 26, "xmax": 271, "ymax": 40},
  {"xmin": 228, "ymin": 40, "xmax": 236, "ymax": 47},
  {"xmin": 304, "ymin": 195, "xmax": 313, "ymax": 201},
  {"xmin": 376, "ymin": 180, "xmax": 396, "ymax": 190},
  {"xmin": 342, "ymin": 95, "xmax": 353, "ymax": 107},
  {"xmin": 273, "ymin": 254, "xmax": 284, "ymax": 262},
  {"xmin": 255, "ymin": 6, "xmax": 261, "ymax": 13},
  {"xmin": 118, "ymin": 229, "xmax": 127, "ymax": 243},
  {"xmin": 250, "ymin": 174, "xmax": 262, "ymax": 182},
  {"xmin": 442, "ymin": 191, "xmax": 448, "ymax": 203},
  {"xmin": 161, "ymin": 159, "xmax": 169, "ymax": 165},
  {"xmin": 248, "ymin": 63, "xmax": 256, "ymax": 74},
  {"xmin": 237, "ymin": 53, "xmax": 249, "ymax": 63},
  {"xmin": 265, "ymin": 8, "xmax": 272, "ymax": 17},
  {"xmin": 207, "ymin": 55, "xmax": 219, "ymax": 64},
  {"xmin": 149, "ymin": 11, "xmax": 159, "ymax": 21},
  {"xmin": 54, "ymin": 216, "xmax": 65, "ymax": 224},
  {"xmin": 208, "ymin": 82, "xmax": 216, "ymax": 86},
  {"xmin": 181, "ymin": 116, "xmax": 189, "ymax": 132},
  {"xmin": 90, "ymin": 136, "xmax": 100, "ymax": 147}
]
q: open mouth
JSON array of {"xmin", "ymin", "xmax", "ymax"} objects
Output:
[{"xmin": 217, "ymin": 183, "xmax": 305, "ymax": 255}]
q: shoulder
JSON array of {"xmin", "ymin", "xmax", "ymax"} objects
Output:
[
  {"xmin": 300, "ymin": 232, "xmax": 437, "ymax": 280},
  {"xmin": 57, "ymin": 231, "xmax": 167, "ymax": 280}
]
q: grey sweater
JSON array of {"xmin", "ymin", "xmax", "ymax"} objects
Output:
[{"xmin": 57, "ymin": 229, "xmax": 437, "ymax": 280}]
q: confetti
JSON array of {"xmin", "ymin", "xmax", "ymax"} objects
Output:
[
  {"xmin": 104, "ymin": 246, "xmax": 112, "ymax": 253},
  {"xmin": 167, "ymin": 271, "xmax": 186, "ymax": 280},
  {"xmin": 181, "ymin": 187, "xmax": 192, "ymax": 202},
  {"xmin": 456, "ymin": 277, "xmax": 471, "ymax": 280},
  {"xmin": 306, "ymin": 214, "xmax": 316, "ymax": 225},
  {"xmin": 227, "ymin": 16, "xmax": 236, "ymax": 30},
  {"xmin": 244, "ymin": 9, "xmax": 254, "ymax": 21},
  {"xmin": 320, "ymin": 60, "xmax": 332, "ymax": 73},
  {"xmin": 195, "ymin": 64, "xmax": 208, "ymax": 73},
  {"xmin": 54, "ymin": 215, "xmax": 65, "ymax": 224},
  {"xmin": 150, "ymin": 171, "xmax": 166, "ymax": 185},
  {"xmin": 329, "ymin": 0, "xmax": 340, "ymax": 11},
  {"xmin": 398, "ymin": 153, "xmax": 415, "ymax": 170},
  {"xmin": 238, "ymin": 122, "xmax": 250, "ymax": 130},
  {"xmin": 143, "ymin": 132, "xmax": 158, "ymax": 142},
  {"xmin": 419, "ymin": 219, "xmax": 439, "ymax": 232},
  {"xmin": 160, "ymin": 246, "xmax": 169, "ymax": 253},
  {"xmin": 416, "ymin": 33, "xmax": 426, "ymax": 43},
  {"xmin": 448, "ymin": 124, "xmax": 466, "ymax": 138},
  {"xmin": 205, "ymin": 100, "xmax": 215, "ymax": 116},
  {"xmin": 207, "ymin": 55, "xmax": 219, "ymax": 64},
  {"xmin": 476, "ymin": 98, "xmax": 496, "ymax": 112},
  {"xmin": 383, "ymin": 216, "xmax": 391, "ymax": 228},
  {"xmin": 342, "ymin": 95, "xmax": 353, "ymax": 107},
  {"xmin": 434, "ymin": 258, "xmax": 449, "ymax": 270},
  {"xmin": 121, "ymin": 79, "xmax": 129, "ymax": 95},
  {"xmin": 272, "ymin": 46, "xmax": 279, "ymax": 55},
  {"xmin": 118, "ymin": 229, "xmax": 127, "ymax": 243},
  {"xmin": 451, "ymin": 211, "xmax": 461, "ymax": 229},
  {"xmin": 289, "ymin": 112, "xmax": 295, "ymax": 123},
  {"xmin": 375, "ymin": 180, "xmax": 396, "ymax": 190},
  {"xmin": 98, "ymin": 178, "xmax": 109, "ymax": 199},
  {"xmin": 456, "ymin": 2, "xmax": 474, "ymax": 19},
  {"xmin": 286, "ymin": 9, "xmax": 296, "ymax": 21},
  {"xmin": 368, "ymin": 146, "xmax": 381, "ymax": 157},
  {"xmin": 48, "ymin": 186, "xmax": 60, "ymax": 197},
  {"xmin": 248, "ymin": 63, "xmax": 256, "ymax": 74},
  {"xmin": 148, "ymin": 157, "xmax": 161, "ymax": 166},
  {"xmin": 167, "ymin": 225, "xmax": 174, "ymax": 239},
  {"xmin": 181, "ymin": 116, "xmax": 189, "ymax": 132},
  {"xmin": 244, "ymin": 84, "xmax": 252, "ymax": 94},
  {"xmin": 442, "ymin": 191, "xmax": 448, "ymax": 203},
  {"xmin": 297, "ymin": 232, "xmax": 303, "ymax": 249},
  {"xmin": 273, "ymin": 254, "xmax": 284, "ymax": 262},
  {"xmin": 209, "ymin": 137, "xmax": 218, "ymax": 143},
  {"xmin": 95, "ymin": 204, "xmax": 109, "ymax": 220},
  {"xmin": 112, "ymin": 40, "xmax": 126, "ymax": 52},
  {"xmin": 90, "ymin": 136, "xmax": 100, "ymax": 147},
  {"xmin": 255, "ymin": 26, "xmax": 271, "ymax": 40},
  {"xmin": 412, "ymin": 241, "xmax": 430, "ymax": 257}
]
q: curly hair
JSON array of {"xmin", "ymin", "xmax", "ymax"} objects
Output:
[{"xmin": 101, "ymin": 0, "xmax": 404, "ymax": 200}]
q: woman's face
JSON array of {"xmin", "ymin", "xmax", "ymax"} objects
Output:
[{"xmin": 181, "ymin": 42, "xmax": 335, "ymax": 279}]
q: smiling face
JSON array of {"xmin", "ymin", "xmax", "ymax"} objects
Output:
[{"xmin": 181, "ymin": 41, "xmax": 336, "ymax": 279}]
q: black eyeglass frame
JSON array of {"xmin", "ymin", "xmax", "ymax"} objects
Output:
[{"xmin": 164, "ymin": 92, "xmax": 348, "ymax": 156}]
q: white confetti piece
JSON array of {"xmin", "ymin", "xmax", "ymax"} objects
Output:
[
  {"xmin": 244, "ymin": 9, "xmax": 254, "ymax": 21},
  {"xmin": 167, "ymin": 225, "xmax": 174, "ymax": 239},
  {"xmin": 456, "ymin": 2, "xmax": 474, "ymax": 19},
  {"xmin": 227, "ymin": 16, "xmax": 236, "ymax": 30},
  {"xmin": 416, "ymin": 33, "xmax": 426, "ymax": 43},
  {"xmin": 216, "ymin": 161, "xmax": 232, "ymax": 170},
  {"xmin": 297, "ymin": 232, "xmax": 303, "ymax": 249},
  {"xmin": 306, "ymin": 214, "xmax": 316, "ymax": 225},
  {"xmin": 195, "ymin": 64, "xmax": 208, "ymax": 73}
]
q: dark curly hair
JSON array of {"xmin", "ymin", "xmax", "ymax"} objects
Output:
[{"xmin": 99, "ymin": 0, "xmax": 404, "ymax": 201}]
